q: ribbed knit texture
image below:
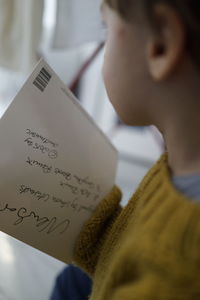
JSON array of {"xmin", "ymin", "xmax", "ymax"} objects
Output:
[{"xmin": 73, "ymin": 153, "xmax": 200, "ymax": 299}]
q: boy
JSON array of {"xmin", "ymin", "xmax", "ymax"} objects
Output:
[{"xmin": 52, "ymin": 0, "xmax": 200, "ymax": 299}]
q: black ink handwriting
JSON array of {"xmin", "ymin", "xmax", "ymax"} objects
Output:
[
  {"xmin": 26, "ymin": 129, "xmax": 58, "ymax": 148},
  {"xmin": 60, "ymin": 182, "xmax": 79, "ymax": 194},
  {"xmin": 54, "ymin": 168, "xmax": 71, "ymax": 181},
  {"xmin": 26, "ymin": 157, "xmax": 52, "ymax": 174},
  {"xmin": 0, "ymin": 203, "xmax": 70, "ymax": 235},
  {"xmin": 73, "ymin": 175, "xmax": 94, "ymax": 189},
  {"xmin": 24, "ymin": 138, "xmax": 58, "ymax": 159},
  {"xmin": 19, "ymin": 185, "xmax": 50, "ymax": 202}
]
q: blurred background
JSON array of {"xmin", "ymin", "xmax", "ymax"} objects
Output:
[{"xmin": 0, "ymin": 0, "xmax": 164, "ymax": 299}]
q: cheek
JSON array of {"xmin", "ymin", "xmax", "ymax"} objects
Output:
[
  {"xmin": 102, "ymin": 41, "xmax": 120, "ymax": 98},
  {"xmin": 102, "ymin": 42, "xmax": 147, "ymax": 125},
  {"xmin": 102, "ymin": 54, "xmax": 117, "ymax": 111},
  {"xmin": 102, "ymin": 42, "xmax": 112, "ymax": 84},
  {"xmin": 102, "ymin": 21, "xmax": 128, "ymax": 91},
  {"xmin": 102, "ymin": 48, "xmax": 129, "ymax": 122},
  {"xmin": 102, "ymin": 53, "xmax": 111, "ymax": 94}
]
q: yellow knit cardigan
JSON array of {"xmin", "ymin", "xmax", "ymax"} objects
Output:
[{"xmin": 73, "ymin": 153, "xmax": 200, "ymax": 299}]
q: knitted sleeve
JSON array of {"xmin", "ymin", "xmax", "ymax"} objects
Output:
[{"xmin": 72, "ymin": 186, "xmax": 122, "ymax": 276}]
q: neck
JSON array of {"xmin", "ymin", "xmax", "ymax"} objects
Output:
[
  {"xmin": 164, "ymin": 131, "xmax": 200, "ymax": 177},
  {"xmin": 159, "ymin": 102, "xmax": 200, "ymax": 176},
  {"xmin": 156, "ymin": 61, "xmax": 200, "ymax": 176}
]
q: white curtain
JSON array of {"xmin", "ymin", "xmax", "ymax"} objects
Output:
[
  {"xmin": 0, "ymin": 0, "xmax": 44, "ymax": 73},
  {"xmin": 52, "ymin": 0, "xmax": 105, "ymax": 49}
]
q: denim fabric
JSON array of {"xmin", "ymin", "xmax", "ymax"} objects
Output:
[{"xmin": 50, "ymin": 265, "xmax": 92, "ymax": 300}]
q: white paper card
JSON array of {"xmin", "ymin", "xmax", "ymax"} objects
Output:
[{"xmin": 0, "ymin": 59, "xmax": 118, "ymax": 263}]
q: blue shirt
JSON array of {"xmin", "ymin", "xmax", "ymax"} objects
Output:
[{"xmin": 173, "ymin": 173, "xmax": 200, "ymax": 202}]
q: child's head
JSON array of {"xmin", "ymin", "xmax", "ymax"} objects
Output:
[{"xmin": 101, "ymin": 0, "xmax": 200, "ymax": 130}]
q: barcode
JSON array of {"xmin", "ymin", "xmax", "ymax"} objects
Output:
[{"xmin": 33, "ymin": 67, "xmax": 52, "ymax": 92}]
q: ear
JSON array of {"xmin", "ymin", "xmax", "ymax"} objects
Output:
[{"xmin": 146, "ymin": 4, "xmax": 186, "ymax": 81}]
